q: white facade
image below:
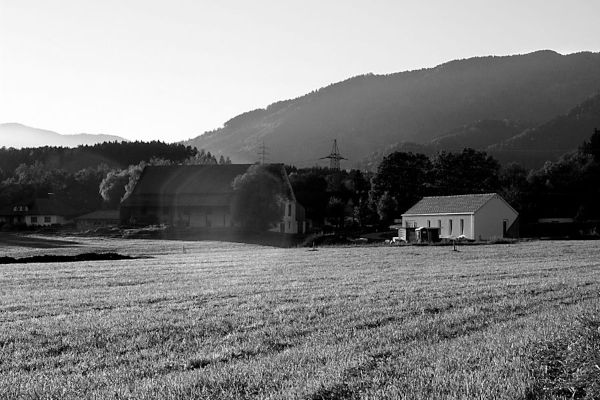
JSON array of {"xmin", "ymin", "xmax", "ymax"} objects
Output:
[
  {"xmin": 270, "ymin": 200, "xmax": 305, "ymax": 234},
  {"xmin": 401, "ymin": 194, "xmax": 518, "ymax": 241},
  {"xmin": 26, "ymin": 215, "xmax": 66, "ymax": 226},
  {"xmin": 472, "ymin": 196, "xmax": 519, "ymax": 240},
  {"xmin": 403, "ymin": 214, "xmax": 474, "ymax": 238}
]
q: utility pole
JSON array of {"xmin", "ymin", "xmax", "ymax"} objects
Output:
[
  {"xmin": 257, "ymin": 141, "xmax": 269, "ymax": 164},
  {"xmin": 320, "ymin": 139, "xmax": 347, "ymax": 170}
]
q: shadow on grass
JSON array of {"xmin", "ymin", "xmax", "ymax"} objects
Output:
[{"xmin": 0, "ymin": 253, "xmax": 148, "ymax": 264}]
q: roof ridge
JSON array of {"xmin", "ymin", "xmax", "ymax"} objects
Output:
[
  {"xmin": 402, "ymin": 193, "xmax": 502, "ymax": 215},
  {"xmin": 422, "ymin": 193, "xmax": 497, "ymax": 199}
]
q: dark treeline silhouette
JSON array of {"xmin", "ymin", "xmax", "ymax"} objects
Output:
[
  {"xmin": 0, "ymin": 142, "xmax": 228, "ymax": 218},
  {"xmin": 287, "ymin": 129, "xmax": 600, "ymax": 236},
  {"xmin": 1, "ymin": 131, "xmax": 599, "ymax": 237},
  {"xmin": 0, "ymin": 141, "xmax": 197, "ymax": 173},
  {"xmin": 287, "ymin": 167, "xmax": 373, "ymax": 229}
]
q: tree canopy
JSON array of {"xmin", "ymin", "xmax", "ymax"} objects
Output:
[{"xmin": 231, "ymin": 165, "xmax": 285, "ymax": 231}]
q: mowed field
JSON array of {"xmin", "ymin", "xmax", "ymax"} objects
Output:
[{"xmin": 0, "ymin": 237, "xmax": 599, "ymax": 399}]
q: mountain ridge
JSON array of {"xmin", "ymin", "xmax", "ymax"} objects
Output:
[
  {"xmin": 185, "ymin": 50, "xmax": 600, "ymax": 167},
  {"xmin": 0, "ymin": 123, "xmax": 128, "ymax": 149}
]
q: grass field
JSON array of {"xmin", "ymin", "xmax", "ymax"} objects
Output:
[{"xmin": 0, "ymin": 237, "xmax": 599, "ymax": 399}]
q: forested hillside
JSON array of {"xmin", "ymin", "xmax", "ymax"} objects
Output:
[
  {"xmin": 186, "ymin": 51, "xmax": 600, "ymax": 167},
  {"xmin": 490, "ymin": 93, "xmax": 600, "ymax": 166}
]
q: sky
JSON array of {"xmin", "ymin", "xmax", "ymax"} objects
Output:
[{"xmin": 1, "ymin": 0, "xmax": 600, "ymax": 143}]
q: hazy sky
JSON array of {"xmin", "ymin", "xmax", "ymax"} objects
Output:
[{"xmin": 1, "ymin": 0, "xmax": 599, "ymax": 143}]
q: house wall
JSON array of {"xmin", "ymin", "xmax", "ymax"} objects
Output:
[
  {"xmin": 26, "ymin": 215, "xmax": 66, "ymax": 226},
  {"xmin": 402, "ymin": 214, "xmax": 474, "ymax": 239},
  {"xmin": 473, "ymin": 197, "xmax": 519, "ymax": 240},
  {"xmin": 270, "ymin": 200, "xmax": 301, "ymax": 234}
]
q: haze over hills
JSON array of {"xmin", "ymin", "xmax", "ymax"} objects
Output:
[
  {"xmin": 489, "ymin": 93, "xmax": 600, "ymax": 165},
  {"xmin": 360, "ymin": 92, "xmax": 600, "ymax": 169},
  {"xmin": 185, "ymin": 50, "xmax": 600, "ymax": 168},
  {"xmin": 0, "ymin": 123, "xmax": 127, "ymax": 149}
]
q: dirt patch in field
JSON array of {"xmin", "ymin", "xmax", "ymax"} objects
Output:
[{"xmin": 0, "ymin": 252, "xmax": 146, "ymax": 264}]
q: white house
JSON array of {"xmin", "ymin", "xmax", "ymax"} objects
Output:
[{"xmin": 400, "ymin": 193, "xmax": 518, "ymax": 241}]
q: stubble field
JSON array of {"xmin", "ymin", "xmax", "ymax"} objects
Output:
[{"xmin": 0, "ymin": 237, "xmax": 599, "ymax": 399}]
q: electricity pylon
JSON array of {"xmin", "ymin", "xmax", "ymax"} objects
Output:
[{"xmin": 320, "ymin": 139, "xmax": 347, "ymax": 170}]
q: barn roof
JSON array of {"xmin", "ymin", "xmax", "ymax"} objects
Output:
[
  {"xmin": 130, "ymin": 164, "xmax": 253, "ymax": 195},
  {"xmin": 402, "ymin": 193, "xmax": 498, "ymax": 215},
  {"xmin": 124, "ymin": 164, "xmax": 296, "ymax": 205}
]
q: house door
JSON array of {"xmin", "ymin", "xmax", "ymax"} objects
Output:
[{"xmin": 502, "ymin": 219, "xmax": 508, "ymax": 237}]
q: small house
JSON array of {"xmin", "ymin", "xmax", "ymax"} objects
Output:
[
  {"xmin": 400, "ymin": 193, "xmax": 518, "ymax": 241},
  {"xmin": 2, "ymin": 198, "xmax": 72, "ymax": 227}
]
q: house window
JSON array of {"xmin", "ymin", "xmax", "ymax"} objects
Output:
[
  {"xmin": 44, "ymin": 216, "xmax": 52, "ymax": 223},
  {"xmin": 449, "ymin": 219, "xmax": 453, "ymax": 235},
  {"xmin": 438, "ymin": 220, "xmax": 441, "ymax": 228},
  {"xmin": 460, "ymin": 219, "xmax": 464, "ymax": 235},
  {"xmin": 287, "ymin": 203, "xmax": 292, "ymax": 216},
  {"xmin": 427, "ymin": 220, "xmax": 431, "ymax": 228},
  {"xmin": 31, "ymin": 216, "xmax": 38, "ymax": 223}
]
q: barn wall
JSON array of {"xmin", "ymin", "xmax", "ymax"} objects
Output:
[{"xmin": 473, "ymin": 197, "xmax": 519, "ymax": 240}]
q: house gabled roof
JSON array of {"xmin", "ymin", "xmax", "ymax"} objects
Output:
[{"xmin": 402, "ymin": 193, "xmax": 499, "ymax": 215}]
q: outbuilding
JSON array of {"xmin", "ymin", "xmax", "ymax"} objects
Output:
[{"xmin": 400, "ymin": 193, "xmax": 518, "ymax": 241}]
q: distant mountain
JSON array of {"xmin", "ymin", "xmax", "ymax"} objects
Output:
[
  {"xmin": 489, "ymin": 93, "xmax": 600, "ymax": 166},
  {"xmin": 185, "ymin": 50, "xmax": 600, "ymax": 167},
  {"xmin": 360, "ymin": 119, "xmax": 533, "ymax": 170},
  {"xmin": 0, "ymin": 123, "xmax": 127, "ymax": 148},
  {"xmin": 362, "ymin": 93, "xmax": 600, "ymax": 170},
  {"xmin": 430, "ymin": 119, "xmax": 532, "ymax": 151}
]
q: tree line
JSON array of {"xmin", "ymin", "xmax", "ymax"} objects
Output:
[
  {"xmin": 1, "ymin": 130, "xmax": 599, "ymax": 235},
  {"xmin": 286, "ymin": 129, "xmax": 600, "ymax": 233},
  {"xmin": 0, "ymin": 143, "xmax": 229, "ymax": 217}
]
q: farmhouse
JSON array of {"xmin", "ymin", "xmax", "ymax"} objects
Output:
[
  {"xmin": 120, "ymin": 164, "xmax": 307, "ymax": 234},
  {"xmin": 399, "ymin": 193, "xmax": 518, "ymax": 241},
  {"xmin": 0, "ymin": 197, "xmax": 72, "ymax": 227}
]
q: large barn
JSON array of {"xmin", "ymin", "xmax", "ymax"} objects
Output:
[
  {"xmin": 400, "ymin": 193, "xmax": 519, "ymax": 241},
  {"xmin": 120, "ymin": 164, "xmax": 306, "ymax": 234}
]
